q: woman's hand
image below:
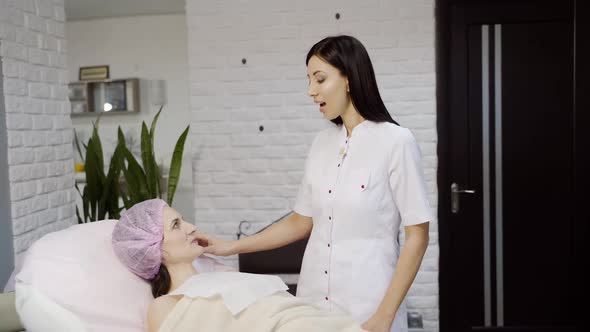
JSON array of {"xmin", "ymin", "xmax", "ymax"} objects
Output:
[
  {"xmin": 197, "ymin": 233, "xmax": 236, "ymax": 256},
  {"xmin": 361, "ymin": 312, "xmax": 394, "ymax": 332}
]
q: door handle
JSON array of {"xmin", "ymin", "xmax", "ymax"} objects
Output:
[{"xmin": 451, "ymin": 182, "xmax": 476, "ymax": 213}]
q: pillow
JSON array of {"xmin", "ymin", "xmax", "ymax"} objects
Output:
[
  {"xmin": 15, "ymin": 220, "xmax": 152, "ymax": 332},
  {"xmin": 15, "ymin": 283, "xmax": 86, "ymax": 332},
  {"xmin": 14, "ymin": 219, "xmax": 235, "ymax": 332}
]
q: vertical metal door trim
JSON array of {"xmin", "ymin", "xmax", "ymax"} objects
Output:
[
  {"xmin": 481, "ymin": 24, "xmax": 492, "ymax": 327},
  {"xmin": 494, "ymin": 23, "xmax": 504, "ymax": 327}
]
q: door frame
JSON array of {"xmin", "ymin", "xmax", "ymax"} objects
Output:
[
  {"xmin": 436, "ymin": 0, "xmax": 589, "ymax": 331},
  {"xmin": 0, "ymin": 53, "xmax": 16, "ymax": 289}
]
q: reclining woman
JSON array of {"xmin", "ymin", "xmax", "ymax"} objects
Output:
[{"xmin": 112, "ymin": 199, "xmax": 365, "ymax": 332}]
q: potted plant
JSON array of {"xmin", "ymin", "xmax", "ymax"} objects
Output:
[{"xmin": 74, "ymin": 106, "xmax": 190, "ymax": 222}]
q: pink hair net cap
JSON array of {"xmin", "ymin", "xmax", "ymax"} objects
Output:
[{"xmin": 112, "ymin": 198, "xmax": 168, "ymax": 280}]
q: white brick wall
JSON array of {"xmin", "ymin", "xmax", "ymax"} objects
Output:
[
  {"xmin": 0, "ymin": 0, "xmax": 75, "ymax": 261},
  {"xmin": 186, "ymin": 0, "xmax": 438, "ymax": 330}
]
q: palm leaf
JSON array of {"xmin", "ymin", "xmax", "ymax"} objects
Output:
[
  {"xmin": 116, "ymin": 127, "xmax": 134, "ymax": 210},
  {"xmin": 82, "ymin": 185, "xmax": 90, "ymax": 223},
  {"xmin": 84, "ymin": 138, "xmax": 100, "ymax": 203},
  {"xmin": 149, "ymin": 108, "xmax": 163, "ymax": 198},
  {"xmin": 149, "ymin": 105, "xmax": 163, "ymax": 149},
  {"xmin": 117, "ymin": 126, "xmax": 126, "ymax": 146},
  {"xmin": 167, "ymin": 126, "xmax": 189, "ymax": 205},
  {"xmin": 141, "ymin": 122, "xmax": 157, "ymax": 198},
  {"xmin": 74, "ymin": 182, "xmax": 84, "ymax": 223},
  {"xmin": 74, "ymin": 181, "xmax": 82, "ymax": 198},
  {"xmin": 120, "ymin": 187, "xmax": 132, "ymax": 210},
  {"xmin": 99, "ymin": 144, "xmax": 123, "ymax": 219},
  {"xmin": 110, "ymin": 144, "xmax": 123, "ymax": 201},
  {"xmin": 76, "ymin": 205, "xmax": 83, "ymax": 224},
  {"xmin": 91, "ymin": 123, "xmax": 105, "ymax": 178},
  {"xmin": 73, "ymin": 129, "xmax": 84, "ymax": 162},
  {"xmin": 121, "ymin": 146, "xmax": 148, "ymax": 203}
]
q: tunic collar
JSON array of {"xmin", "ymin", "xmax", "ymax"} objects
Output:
[{"xmin": 339, "ymin": 120, "xmax": 374, "ymax": 141}]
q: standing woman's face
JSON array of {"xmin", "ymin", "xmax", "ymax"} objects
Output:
[
  {"xmin": 307, "ymin": 55, "xmax": 352, "ymax": 121},
  {"xmin": 161, "ymin": 206, "xmax": 205, "ymax": 264}
]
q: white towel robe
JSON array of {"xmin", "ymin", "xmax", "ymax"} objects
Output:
[
  {"xmin": 160, "ymin": 273, "xmax": 365, "ymax": 332},
  {"xmin": 293, "ymin": 121, "xmax": 434, "ymax": 332}
]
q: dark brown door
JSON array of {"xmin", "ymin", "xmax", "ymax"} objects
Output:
[{"xmin": 437, "ymin": 1, "xmax": 588, "ymax": 331}]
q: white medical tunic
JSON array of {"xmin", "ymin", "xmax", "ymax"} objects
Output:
[{"xmin": 293, "ymin": 120, "xmax": 433, "ymax": 332}]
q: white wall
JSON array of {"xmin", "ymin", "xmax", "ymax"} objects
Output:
[
  {"xmin": 186, "ymin": 0, "xmax": 438, "ymax": 330},
  {"xmin": 0, "ymin": 0, "xmax": 76, "ymax": 274},
  {"xmin": 66, "ymin": 14, "xmax": 194, "ymax": 219}
]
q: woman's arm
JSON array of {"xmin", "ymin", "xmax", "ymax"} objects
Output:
[
  {"xmin": 362, "ymin": 222, "xmax": 429, "ymax": 332},
  {"xmin": 201, "ymin": 212, "xmax": 313, "ymax": 256}
]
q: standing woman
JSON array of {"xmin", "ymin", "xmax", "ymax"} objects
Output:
[{"xmin": 204, "ymin": 35, "xmax": 433, "ymax": 332}]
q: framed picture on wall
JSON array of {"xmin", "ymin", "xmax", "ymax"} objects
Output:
[{"xmin": 79, "ymin": 65, "xmax": 109, "ymax": 81}]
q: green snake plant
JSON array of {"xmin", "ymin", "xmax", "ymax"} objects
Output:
[
  {"xmin": 75, "ymin": 106, "xmax": 190, "ymax": 222},
  {"xmin": 117, "ymin": 106, "xmax": 190, "ymax": 208},
  {"xmin": 75, "ymin": 114, "xmax": 124, "ymax": 223}
]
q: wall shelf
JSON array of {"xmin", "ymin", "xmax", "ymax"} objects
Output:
[{"xmin": 69, "ymin": 78, "xmax": 140, "ymax": 116}]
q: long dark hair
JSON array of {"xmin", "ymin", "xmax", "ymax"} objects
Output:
[
  {"xmin": 150, "ymin": 265, "xmax": 171, "ymax": 298},
  {"xmin": 306, "ymin": 35, "xmax": 398, "ymax": 126}
]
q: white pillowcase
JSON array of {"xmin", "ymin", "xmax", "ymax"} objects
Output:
[{"xmin": 15, "ymin": 283, "xmax": 86, "ymax": 332}]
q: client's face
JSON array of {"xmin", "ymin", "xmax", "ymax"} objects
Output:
[{"xmin": 161, "ymin": 206, "xmax": 206, "ymax": 264}]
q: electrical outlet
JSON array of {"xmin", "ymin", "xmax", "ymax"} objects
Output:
[{"xmin": 408, "ymin": 312, "xmax": 423, "ymax": 328}]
